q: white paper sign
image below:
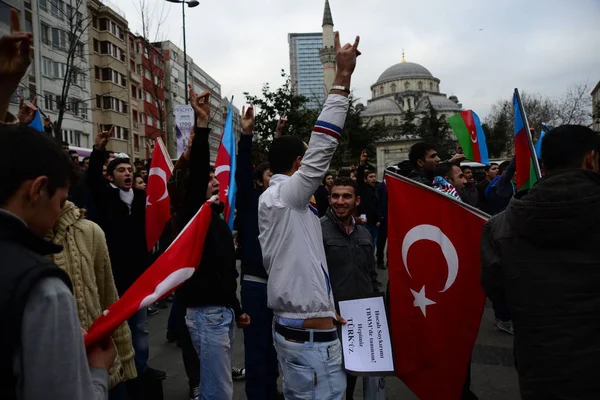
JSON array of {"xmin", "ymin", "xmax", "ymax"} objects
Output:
[
  {"xmin": 174, "ymin": 105, "xmax": 194, "ymax": 158},
  {"xmin": 339, "ymin": 296, "xmax": 395, "ymax": 375}
]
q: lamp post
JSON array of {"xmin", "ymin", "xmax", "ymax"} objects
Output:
[{"xmin": 165, "ymin": 0, "xmax": 199, "ymax": 104}]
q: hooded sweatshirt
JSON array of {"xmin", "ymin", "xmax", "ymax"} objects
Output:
[
  {"xmin": 47, "ymin": 202, "xmax": 137, "ymax": 389},
  {"xmin": 481, "ymin": 169, "xmax": 600, "ymax": 400}
]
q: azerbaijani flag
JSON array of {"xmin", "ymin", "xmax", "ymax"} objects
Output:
[
  {"xmin": 214, "ymin": 100, "xmax": 237, "ymax": 230},
  {"xmin": 448, "ymin": 110, "xmax": 489, "ymax": 165},
  {"xmin": 513, "ymin": 89, "xmax": 541, "ymax": 191}
]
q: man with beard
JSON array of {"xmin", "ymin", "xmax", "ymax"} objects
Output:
[
  {"xmin": 88, "ymin": 126, "xmax": 166, "ymax": 390},
  {"xmin": 481, "ymin": 125, "xmax": 600, "ymax": 399},
  {"xmin": 320, "ymin": 177, "xmax": 381, "ymax": 400},
  {"xmin": 433, "ymin": 162, "xmax": 468, "ymax": 201},
  {"xmin": 408, "ymin": 143, "xmax": 441, "ymax": 185},
  {"xmin": 460, "ymin": 165, "xmax": 479, "ymax": 207}
]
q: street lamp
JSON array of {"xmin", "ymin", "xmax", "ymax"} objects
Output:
[{"xmin": 165, "ymin": 0, "xmax": 200, "ymax": 104}]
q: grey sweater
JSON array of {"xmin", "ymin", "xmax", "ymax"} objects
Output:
[{"xmin": 13, "ymin": 277, "xmax": 108, "ymax": 400}]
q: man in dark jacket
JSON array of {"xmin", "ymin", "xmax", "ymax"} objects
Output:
[
  {"xmin": 175, "ymin": 86, "xmax": 250, "ymax": 400},
  {"xmin": 484, "ymin": 158, "xmax": 516, "ymax": 216},
  {"xmin": 460, "ymin": 165, "xmax": 479, "ymax": 208},
  {"xmin": 357, "ymin": 150, "xmax": 382, "ymax": 247},
  {"xmin": 88, "ymin": 126, "xmax": 166, "ymax": 384},
  {"xmin": 236, "ymin": 106, "xmax": 280, "ymax": 400},
  {"xmin": 481, "ymin": 125, "xmax": 600, "ymax": 400},
  {"xmin": 321, "ymin": 176, "xmax": 380, "ymax": 400},
  {"xmin": 407, "ymin": 142, "xmax": 441, "ymax": 185},
  {"xmin": 314, "ymin": 172, "xmax": 334, "ymax": 217}
]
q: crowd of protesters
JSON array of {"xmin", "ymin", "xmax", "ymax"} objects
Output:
[{"xmin": 2, "ymin": 6, "xmax": 600, "ymax": 400}]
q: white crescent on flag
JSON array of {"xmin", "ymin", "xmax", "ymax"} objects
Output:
[
  {"xmin": 215, "ymin": 165, "xmax": 230, "ymax": 176},
  {"xmin": 146, "ymin": 167, "xmax": 169, "ymax": 206}
]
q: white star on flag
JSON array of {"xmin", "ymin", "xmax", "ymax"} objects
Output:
[
  {"xmin": 410, "ymin": 286, "xmax": 436, "ymax": 317},
  {"xmin": 224, "ymin": 186, "xmax": 229, "ymax": 196}
]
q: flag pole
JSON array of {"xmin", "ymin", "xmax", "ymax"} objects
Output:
[{"xmin": 514, "ymin": 88, "xmax": 542, "ymax": 180}]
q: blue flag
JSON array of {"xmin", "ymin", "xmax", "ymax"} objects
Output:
[
  {"xmin": 28, "ymin": 110, "xmax": 44, "ymax": 132},
  {"xmin": 214, "ymin": 101, "xmax": 237, "ymax": 230}
]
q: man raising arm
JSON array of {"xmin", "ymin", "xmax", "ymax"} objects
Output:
[{"xmin": 258, "ymin": 31, "xmax": 360, "ymax": 400}]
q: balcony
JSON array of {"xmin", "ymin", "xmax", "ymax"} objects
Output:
[{"xmin": 130, "ymin": 71, "xmax": 141, "ymax": 84}]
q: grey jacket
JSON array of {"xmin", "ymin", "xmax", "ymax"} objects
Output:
[{"xmin": 321, "ymin": 209, "xmax": 380, "ymax": 306}]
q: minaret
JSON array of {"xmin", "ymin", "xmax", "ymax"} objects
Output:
[{"xmin": 319, "ymin": 0, "xmax": 336, "ymax": 95}]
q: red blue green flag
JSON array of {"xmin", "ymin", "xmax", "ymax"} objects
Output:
[
  {"xmin": 513, "ymin": 89, "xmax": 541, "ymax": 191},
  {"xmin": 448, "ymin": 110, "xmax": 489, "ymax": 165}
]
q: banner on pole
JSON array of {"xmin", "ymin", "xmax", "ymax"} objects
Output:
[{"xmin": 174, "ymin": 105, "xmax": 194, "ymax": 158}]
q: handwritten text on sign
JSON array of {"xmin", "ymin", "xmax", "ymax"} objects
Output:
[{"xmin": 339, "ymin": 296, "xmax": 395, "ymax": 375}]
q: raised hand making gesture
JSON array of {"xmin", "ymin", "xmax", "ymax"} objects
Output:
[
  {"xmin": 95, "ymin": 125, "xmax": 114, "ymax": 151},
  {"xmin": 275, "ymin": 116, "xmax": 287, "ymax": 139},
  {"xmin": 189, "ymin": 84, "xmax": 211, "ymax": 128},
  {"xmin": 331, "ymin": 31, "xmax": 361, "ymax": 97},
  {"xmin": 17, "ymin": 96, "xmax": 37, "ymax": 125},
  {"xmin": 241, "ymin": 105, "xmax": 254, "ymax": 135}
]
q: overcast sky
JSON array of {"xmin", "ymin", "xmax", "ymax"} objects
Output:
[{"xmin": 112, "ymin": 0, "xmax": 600, "ymax": 118}]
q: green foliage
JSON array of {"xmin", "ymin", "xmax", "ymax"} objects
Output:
[
  {"xmin": 418, "ymin": 101, "xmax": 452, "ymax": 159},
  {"xmin": 244, "ymin": 70, "xmax": 386, "ymax": 169}
]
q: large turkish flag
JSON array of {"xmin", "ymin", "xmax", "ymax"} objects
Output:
[{"xmin": 387, "ymin": 173, "xmax": 488, "ymax": 400}]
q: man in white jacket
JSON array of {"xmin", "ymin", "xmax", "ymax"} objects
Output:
[{"xmin": 258, "ymin": 31, "xmax": 360, "ymax": 399}]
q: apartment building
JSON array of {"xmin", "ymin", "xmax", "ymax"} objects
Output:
[
  {"xmin": 191, "ymin": 63, "xmax": 223, "ymax": 162},
  {"xmin": 88, "ymin": 0, "xmax": 136, "ymax": 157},
  {"xmin": 127, "ymin": 32, "xmax": 146, "ymax": 160}
]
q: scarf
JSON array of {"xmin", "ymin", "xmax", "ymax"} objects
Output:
[
  {"xmin": 433, "ymin": 176, "xmax": 462, "ymax": 202},
  {"xmin": 110, "ymin": 183, "xmax": 134, "ymax": 212}
]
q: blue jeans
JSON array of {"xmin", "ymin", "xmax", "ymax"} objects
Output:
[
  {"xmin": 365, "ymin": 225, "xmax": 379, "ymax": 248},
  {"xmin": 273, "ymin": 329, "xmax": 346, "ymax": 399},
  {"xmin": 127, "ymin": 307, "xmax": 149, "ymax": 375},
  {"xmin": 241, "ymin": 280, "xmax": 279, "ymax": 400},
  {"xmin": 186, "ymin": 306, "xmax": 235, "ymax": 400}
]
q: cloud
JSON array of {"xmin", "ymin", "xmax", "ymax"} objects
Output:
[{"xmin": 117, "ymin": 0, "xmax": 600, "ymax": 118}]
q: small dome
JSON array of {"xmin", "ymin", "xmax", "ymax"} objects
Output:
[
  {"xmin": 362, "ymin": 98, "xmax": 403, "ymax": 117},
  {"xmin": 448, "ymin": 95, "xmax": 458, "ymax": 103},
  {"xmin": 376, "ymin": 62, "xmax": 433, "ymax": 84}
]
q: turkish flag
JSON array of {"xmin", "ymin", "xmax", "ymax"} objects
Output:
[
  {"xmin": 85, "ymin": 200, "xmax": 213, "ymax": 347},
  {"xmin": 387, "ymin": 173, "xmax": 487, "ymax": 400},
  {"xmin": 146, "ymin": 137, "xmax": 173, "ymax": 251}
]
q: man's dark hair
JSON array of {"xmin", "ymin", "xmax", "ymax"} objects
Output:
[
  {"xmin": 61, "ymin": 140, "xmax": 69, "ymax": 147},
  {"xmin": 461, "ymin": 165, "xmax": 472, "ymax": 173},
  {"xmin": 484, "ymin": 163, "xmax": 498, "ymax": 172},
  {"xmin": 542, "ymin": 125, "xmax": 600, "ymax": 172},
  {"xmin": 68, "ymin": 149, "xmax": 77, "ymax": 156},
  {"xmin": 434, "ymin": 162, "xmax": 456, "ymax": 179},
  {"xmin": 107, "ymin": 157, "xmax": 131, "ymax": 177},
  {"xmin": 268, "ymin": 136, "xmax": 306, "ymax": 175},
  {"xmin": 332, "ymin": 176, "xmax": 359, "ymax": 196},
  {"xmin": 499, "ymin": 160, "xmax": 511, "ymax": 174},
  {"xmin": 322, "ymin": 172, "xmax": 333, "ymax": 185},
  {"xmin": 365, "ymin": 170, "xmax": 376, "ymax": 178},
  {"xmin": 254, "ymin": 162, "xmax": 271, "ymax": 183},
  {"xmin": 0, "ymin": 125, "xmax": 78, "ymax": 206},
  {"xmin": 82, "ymin": 156, "xmax": 90, "ymax": 163},
  {"xmin": 409, "ymin": 142, "xmax": 436, "ymax": 169}
]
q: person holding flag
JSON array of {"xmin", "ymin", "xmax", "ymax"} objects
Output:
[
  {"xmin": 481, "ymin": 125, "xmax": 600, "ymax": 399},
  {"xmin": 175, "ymin": 85, "xmax": 250, "ymax": 400}
]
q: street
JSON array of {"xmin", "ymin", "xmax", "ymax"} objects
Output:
[{"xmin": 146, "ymin": 266, "xmax": 520, "ymax": 399}]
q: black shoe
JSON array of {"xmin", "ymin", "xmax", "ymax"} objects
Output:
[
  {"xmin": 232, "ymin": 366, "xmax": 245, "ymax": 381},
  {"xmin": 189, "ymin": 386, "xmax": 200, "ymax": 400},
  {"xmin": 166, "ymin": 331, "xmax": 178, "ymax": 343},
  {"xmin": 146, "ymin": 367, "xmax": 167, "ymax": 380},
  {"xmin": 147, "ymin": 306, "xmax": 159, "ymax": 316}
]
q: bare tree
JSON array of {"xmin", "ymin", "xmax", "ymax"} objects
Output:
[{"xmin": 554, "ymin": 82, "xmax": 593, "ymax": 126}]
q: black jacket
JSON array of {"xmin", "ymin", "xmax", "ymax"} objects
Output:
[
  {"xmin": 321, "ymin": 209, "xmax": 379, "ymax": 305},
  {"xmin": 175, "ymin": 127, "xmax": 242, "ymax": 317},
  {"xmin": 87, "ymin": 148, "xmax": 149, "ymax": 294},
  {"xmin": 357, "ymin": 165, "xmax": 381, "ymax": 226},
  {"xmin": 461, "ymin": 182, "xmax": 478, "ymax": 208},
  {"xmin": 0, "ymin": 211, "xmax": 71, "ymax": 399},
  {"xmin": 314, "ymin": 185, "xmax": 330, "ymax": 218},
  {"xmin": 481, "ymin": 169, "xmax": 600, "ymax": 400},
  {"xmin": 235, "ymin": 134, "xmax": 267, "ymax": 280},
  {"xmin": 407, "ymin": 169, "xmax": 432, "ymax": 186}
]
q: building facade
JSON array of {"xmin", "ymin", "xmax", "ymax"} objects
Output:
[
  {"xmin": 191, "ymin": 63, "xmax": 223, "ymax": 162},
  {"xmin": 592, "ymin": 80, "xmax": 600, "ymax": 132},
  {"xmin": 319, "ymin": 0, "xmax": 336, "ymax": 95},
  {"xmin": 289, "ymin": 32, "xmax": 325, "ymax": 110},
  {"xmin": 88, "ymin": 0, "xmax": 135, "ymax": 156},
  {"xmin": 3, "ymin": 0, "xmax": 28, "ymax": 117}
]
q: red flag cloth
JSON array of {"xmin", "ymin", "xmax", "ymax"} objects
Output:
[
  {"xmin": 387, "ymin": 173, "xmax": 487, "ymax": 400},
  {"xmin": 146, "ymin": 138, "xmax": 173, "ymax": 251},
  {"xmin": 85, "ymin": 200, "xmax": 213, "ymax": 347}
]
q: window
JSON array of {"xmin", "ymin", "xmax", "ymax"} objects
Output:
[
  {"xmin": 393, "ymin": 118, "xmax": 399, "ymax": 126},
  {"xmin": 173, "ymin": 51, "xmax": 178, "ymax": 62},
  {"xmin": 153, "ymin": 55, "xmax": 159, "ymax": 65},
  {"xmin": 69, "ymin": 98, "xmax": 79, "ymax": 115},
  {"xmin": 40, "ymin": 23, "xmax": 50, "ymax": 45},
  {"xmin": 50, "ymin": 0, "xmax": 63, "ymax": 20},
  {"xmin": 42, "ymin": 57, "xmax": 53, "ymax": 77},
  {"xmin": 145, "ymin": 91, "xmax": 152, "ymax": 103},
  {"xmin": 137, "ymin": 64, "xmax": 142, "ymax": 76},
  {"xmin": 134, "ymin": 134, "xmax": 140, "ymax": 150},
  {"xmin": 39, "ymin": 0, "xmax": 47, "ymax": 10},
  {"xmin": 51, "ymin": 28, "xmax": 66, "ymax": 50},
  {"xmin": 154, "ymin": 75, "xmax": 159, "ymax": 86},
  {"xmin": 144, "ymin": 68, "xmax": 151, "ymax": 80},
  {"xmin": 418, "ymin": 81, "xmax": 423, "ymax": 90},
  {"xmin": 76, "ymin": 42, "xmax": 84, "ymax": 58},
  {"xmin": 80, "ymin": 104, "xmax": 87, "ymax": 119},
  {"xmin": 130, "ymin": 60, "xmax": 135, "ymax": 72},
  {"xmin": 94, "ymin": 66, "xmax": 100, "ymax": 79},
  {"xmin": 391, "ymin": 83, "xmax": 397, "ymax": 93},
  {"xmin": 93, "ymin": 39, "xmax": 99, "ymax": 53},
  {"xmin": 65, "ymin": 4, "xmax": 72, "ymax": 20},
  {"xmin": 143, "ymin": 47, "xmax": 149, "ymax": 58},
  {"xmin": 96, "ymin": 95, "xmax": 101, "ymax": 109},
  {"xmin": 147, "ymin": 115, "xmax": 153, "ymax": 127},
  {"xmin": 101, "ymin": 67, "xmax": 110, "ymax": 81},
  {"xmin": 44, "ymin": 92, "xmax": 54, "ymax": 111},
  {"xmin": 404, "ymin": 82, "xmax": 410, "ymax": 90},
  {"xmin": 92, "ymin": 16, "xmax": 97, "ymax": 29},
  {"xmin": 131, "ymin": 85, "xmax": 137, "ymax": 99},
  {"xmin": 138, "ymin": 88, "xmax": 142, "ymax": 99},
  {"xmin": 136, "ymin": 43, "xmax": 141, "ymax": 54},
  {"xmin": 99, "ymin": 18, "xmax": 108, "ymax": 31},
  {"xmin": 429, "ymin": 82, "xmax": 433, "ymax": 91},
  {"xmin": 132, "ymin": 110, "xmax": 138, "ymax": 128}
]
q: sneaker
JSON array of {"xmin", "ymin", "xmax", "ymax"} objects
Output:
[
  {"xmin": 147, "ymin": 367, "xmax": 167, "ymax": 380},
  {"xmin": 495, "ymin": 319, "xmax": 514, "ymax": 335},
  {"xmin": 231, "ymin": 366, "xmax": 246, "ymax": 381},
  {"xmin": 147, "ymin": 306, "xmax": 159, "ymax": 316},
  {"xmin": 189, "ymin": 386, "xmax": 200, "ymax": 400}
]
